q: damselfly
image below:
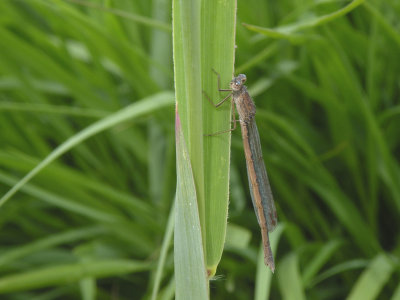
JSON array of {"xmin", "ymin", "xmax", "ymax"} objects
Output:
[{"xmin": 204, "ymin": 70, "xmax": 278, "ymax": 272}]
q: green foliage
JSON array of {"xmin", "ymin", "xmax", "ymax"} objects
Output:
[
  {"xmin": 175, "ymin": 114, "xmax": 208, "ymax": 299},
  {"xmin": 173, "ymin": 0, "xmax": 236, "ymax": 282},
  {"xmin": 0, "ymin": 0, "xmax": 399, "ymax": 299}
]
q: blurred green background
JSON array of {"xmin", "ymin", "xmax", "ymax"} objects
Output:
[{"xmin": 0, "ymin": 0, "xmax": 399, "ymax": 299}]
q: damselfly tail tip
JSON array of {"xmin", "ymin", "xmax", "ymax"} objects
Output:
[
  {"xmin": 265, "ymin": 256, "xmax": 275, "ymax": 273},
  {"xmin": 269, "ymin": 264, "xmax": 275, "ymax": 273}
]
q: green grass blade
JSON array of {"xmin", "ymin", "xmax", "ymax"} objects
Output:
[
  {"xmin": 391, "ymin": 283, "xmax": 400, "ymax": 300},
  {"xmin": 201, "ymin": 0, "xmax": 237, "ymax": 274},
  {"xmin": 62, "ymin": 0, "xmax": 172, "ymax": 31},
  {"xmin": 0, "ymin": 260, "xmax": 150, "ymax": 294},
  {"xmin": 309, "ymin": 260, "xmax": 368, "ymax": 288},
  {"xmin": 243, "ymin": 0, "xmax": 365, "ymax": 39},
  {"xmin": 150, "ymin": 203, "xmax": 175, "ymax": 300},
  {"xmin": 0, "ymin": 101, "xmax": 108, "ymax": 118},
  {"xmin": 174, "ymin": 113, "xmax": 208, "ymax": 300},
  {"xmin": 0, "ymin": 172, "xmax": 121, "ymax": 222},
  {"xmin": 173, "ymin": 0, "xmax": 237, "ymax": 278},
  {"xmin": 79, "ymin": 277, "xmax": 95, "ymax": 300},
  {"xmin": 277, "ymin": 252, "xmax": 306, "ymax": 300},
  {"xmin": 302, "ymin": 240, "xmax": 343, "ymax": 287},
  {"xmin": 173, "ymin": 0, "xmax": 205, "ymax": 255},
  {"xmin": 347, "ymin": 254, "xmax": 395, "ymax": 300},
  {"xmin": 0, "ymin": 226, "xmax": 106, "ymax": 268},
  {"xmin": 0, "ymin": 92, "xmax": 174, "ymax": 207}
]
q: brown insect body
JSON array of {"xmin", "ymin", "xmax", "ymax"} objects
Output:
[
  {"xmin": 205, "ymin": 71, "xmax": 278, "ymax": 272},
  {"xmin": 231, "ymin": 74, "xmax": 277, "ymax": 272}
]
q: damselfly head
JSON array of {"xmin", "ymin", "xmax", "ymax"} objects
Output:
[{"xmin": 230, "ymin": 74, "xmax": 247, "ymax": 91}]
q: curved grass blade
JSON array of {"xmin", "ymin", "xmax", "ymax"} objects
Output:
[
  {"xmin": 243, "ymin": 0, "xmax": 365, "ymax": 40},
  {"xmin": 347, "ymin": 254, "xmax": 395, "ymax": 300},
  {"xmin": 0, "ymin": 226, "xmax": 106, "ymax": 268},
  {"xmin": 150, "ymin": 202, "xmax": 175, "ymax": 300},
  {"xmin": 0, "ymin": 260, "xmax": 150, "ymax": 294},
  {"xmin": 174, "ymin": 112, "xmax": 208, "ymax": 300},
  {"xmin": 46, "ymin": 0, "xmax": 171, "ymax": 31},
  {"xmin": 0, "ymin": 92, "xmax": 174, "ymax": 208}
]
